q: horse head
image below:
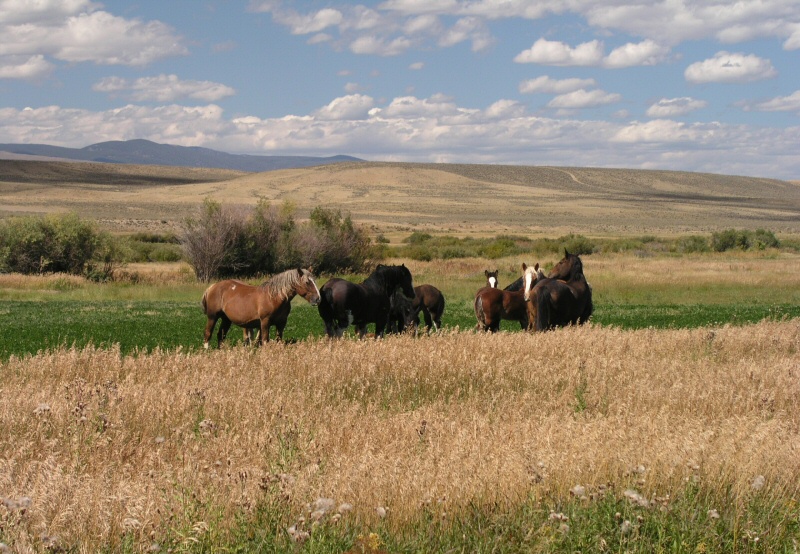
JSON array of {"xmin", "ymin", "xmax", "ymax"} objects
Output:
[
  {"xmin": 397, "ymin": 263, "xmax": 415, "ymax": 299},
  {"xmin": 484, "ymin": 269, "xmax": 499, "ymax": 288},
  {"xmin": 522, "ymin": 262, "xmax": 545, "ymax": 302},
  {"xmin": 548, "ymin": 249, "xmax": 584, "ymax": 281},
  {"xmin": 296, "ymin": 267, "xmax": 321, "ymax": 306}
]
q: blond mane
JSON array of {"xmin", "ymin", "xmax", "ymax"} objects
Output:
[{"xmin": 261, "ymin": 268, "xmax": 310, "ymax": 300}]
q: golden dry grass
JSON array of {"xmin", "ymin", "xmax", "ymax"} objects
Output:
[
  {"xmin": 2, "ymin": 160, "xmax": 799, "ymax": 235},
  {"xmin": 2, "ymin": 321, "xmax": 799, "ymax": 551}
]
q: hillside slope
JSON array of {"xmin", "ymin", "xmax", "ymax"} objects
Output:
[{"xmin": 1, "ymin": 160, "xmax": 798, "ymax": 235}]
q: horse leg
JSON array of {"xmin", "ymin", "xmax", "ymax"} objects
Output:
[
  {"xmin": 203, "ymin": 316, "xmax": 218, "ymax": 349},
  {"xmin": 276, "ymin": 322, "xmax": 286, "ymax": 341},
  {"xmin": 217, "ymin": 316, "xmax": 232, "ymax": 347},
  {"xmin": 356, "ymin": 324, "xmax": 368, "ymax": 339},
  {"xmin": 422, "ymin": 307, "xmax": 434, "ymax": 334},
  {"xmin": 259, "ymin": 319, "xmax": 271, "ymax": 346}
]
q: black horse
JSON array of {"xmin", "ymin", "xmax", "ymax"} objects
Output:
[
  {"xmin": 318, "ymin": 264, "xmax": 415, "ymax": 338},
  {"xmin": 524, "ymin": 250, "xmax": 593, "ymax": 332}
]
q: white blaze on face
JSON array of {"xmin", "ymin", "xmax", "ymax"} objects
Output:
[
  {"xmin": 488, "ymin": 276, "xmax": 497, "ymax": 288},
  {"xmin": 524, "ymin": 269, "xmax": 535, "ymax": 301}
]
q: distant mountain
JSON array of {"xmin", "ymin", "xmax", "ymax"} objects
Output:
[{"xmin": 0, "ymin": 139, "xmax": 362, "ymax": 172}]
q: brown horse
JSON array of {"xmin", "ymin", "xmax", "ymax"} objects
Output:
[
  {"xmin": 318, "ymin": 264, "xmax": 415, "ymax": 339},
  {"xmin": 524, "ymin": 250, "xmax": 593, "ymax": 332},
  {"xmin": 484, "ymin": 269, "xmax": 499, "ymax": 288},
  {"xmin": 201, "ymin": 268, "xmax": 321, "ymax": 348},
  {"xmin": 474, "ymin": 263, "xmax": 544, "ymax": 332},
  {"xmin": 406, "ymin": 284, "xmax": 445, "ymax": 334}
]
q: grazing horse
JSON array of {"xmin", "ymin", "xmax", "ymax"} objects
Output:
[
  {"xmin": 406, "ymin": 284, "xmax": 445, "ymax": 334},
  {"xmin": 524, "ymin": 250, "xmax": 593, "ymax": 332},
  {"xmin": 318, "ymin": 264, "xmax": 415, "ymax": 338},
  {"xmin": 474, "ymin": 263, "xmax": 544, "ymax": 332},
  {"xmin": 201, "ymin": 268, "xmax": 321, "ymax": 348}
]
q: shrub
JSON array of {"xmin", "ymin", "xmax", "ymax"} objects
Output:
[
  {"xmin": 711, "ymin": 229, "xmax": 780, "ymax": 252},
  {"xmin": 674, "ymin": 235, "xmax": 710, "ymax": 253},
  {"xmin": 0, "ymin": 213, "xmax": 110, "ymax": 276}
]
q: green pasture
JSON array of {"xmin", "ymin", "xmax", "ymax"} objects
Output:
[{"xmin": 2, "ymin": 294, "xmax": 799, "ymax": 360}]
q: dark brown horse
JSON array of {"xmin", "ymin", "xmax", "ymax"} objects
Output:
[
  {"xmin": 318, "ymin": 264, "xmax": 415, "ymax": 339},
  {"xmin": 524, "ymin": 250, "xmax": 593, "ymax": 332},
  {"xmin": 201, "ymin": 268, "xmax": 321, "ymax": 348},
  {"xmin": 474, "ymin": 263, "xmax": 544, "ymax": 332},
  {"xmin": 406, "ymin": 284, "xmax": 445, "ymax": 334},
  {"xmin": 387, "ymin": 286, "xmax": 414, "ymax": 333}
]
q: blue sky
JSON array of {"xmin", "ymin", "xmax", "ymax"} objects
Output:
[{"xmin": 1, "ymin": 0, "xmax": 799, "ymax": 179}]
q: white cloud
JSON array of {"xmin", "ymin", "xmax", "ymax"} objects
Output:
[
  {"xmin": 750, "ymin": 90, "xmax": 800, "ymax": 112},
  {"xmin": 349, "ymin": 35, "xmax": 413, "ymax": 55},
  {"xmin": 646, "ymin": 97, "xmax": 708, "ymax": 118},
  {"xmin": 0, "ymin": 0, "xmax": 98, "ymax": 25},
  {"xmin": 483, "ymin": 99, "xmax": 526, "ymax": 119},
  {"xmin": 547, "ymin": 89, "xmax": 622, "ymax": 109},
  {"xmin": 519, "ymin": 76, "xmax": 596, "ymax": 94},
  {"xmin": 314, "ymin": 94, "xmax": 375, "ymax": 120},
  {"xmin": 685, "ymin": 51, "xmax": 777, "ymax": 83},
  {"xmin": 603, "ymin": 40, "xmax": 670, "ymax": 68},
  {"xmin": 269, "ymin": 7, "xmax": 343, "ymax": 34},
  {"xmin": 93, "ymin": 75, "xmax": 236, "ymax": 102},
  {"xmin": 438, "ymin": 16, "xmax": 493, "ymax": 51},
  {"xmin": 0, "ymin": 55, "xmax": 53, "ymax": 80},
  {"xmin": 1, "ymin": 97, "xmax": 798, "ymax": 178},
  {"xmin": 514, "ymin": 39, "xmax": 604, "ymax": 66},
  {"xmin": 0, "ymin": 4, "xmax": 187, "ymax": 74},
  {"xmin": 409, "ymin": 61, "xmax": 424, "ymax": 70}
]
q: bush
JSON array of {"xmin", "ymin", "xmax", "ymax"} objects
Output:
[
  {"xmin": 674, "ymin": 235, "xmax": 710, "ymax": 253},
  {"xmin": 0, "ymin": 213, "xmax": 112, "ymax": 276},
  {"xmin": 179, "ymin": 200, "xmax": 375, "ymax": 281},
  {"xmin": 711, "ymin": 229, "xmax": 780, "ymax": 252}
]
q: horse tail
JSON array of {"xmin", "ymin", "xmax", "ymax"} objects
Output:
[
  {"xmin": 474, "ymin": 294, "xmax": 485, "ymax": 328},
  {"xmin": 201, "ymin": 287, "xmax": 209, "ymax": 315},
  {"xmin": 317, "ymin": 284, "xmax": 337, "ymax": 335},
  {"xmin": 534, "ymin": 286, "xmax": 551, "ymax": 332}
]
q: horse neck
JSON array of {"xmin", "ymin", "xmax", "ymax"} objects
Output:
[{"xmin": 363, "ymin": 272, "xmax": 394, "ymax": 295}]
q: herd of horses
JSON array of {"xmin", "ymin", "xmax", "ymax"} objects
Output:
[{"xmin": 201, "ymin": 250, "xmax": 593, "ymax": 348}]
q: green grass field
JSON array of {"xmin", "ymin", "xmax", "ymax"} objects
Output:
[{"xmin": 2, "ymin": 296, "xmax": 799, "ymax": 359}]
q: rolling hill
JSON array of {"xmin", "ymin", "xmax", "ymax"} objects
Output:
[
  {"xmin": 0, "ymin": 139, "xmax": 361, "ymax": 172},
  {"xmin": 1, "ymin": 159, "xmax": 799, "ymax": 237}
]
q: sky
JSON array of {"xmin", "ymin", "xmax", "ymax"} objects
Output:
[{"xmin": 0, "ymin": 1, "xmax": 799, "ymax": 180}]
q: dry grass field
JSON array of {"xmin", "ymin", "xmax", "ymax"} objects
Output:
[
  {"xmin": 2, "ymin": 321, "xmax": 799, "ymax": 552},
  {"xmin": 2, "ymin": 160, "xmax": 799, "ymax": 236}
]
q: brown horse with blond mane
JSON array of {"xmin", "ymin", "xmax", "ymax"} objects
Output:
[
  {"xmin": 474, "ymin": 263, "xmax": 545, "ymax": 332},
  {"xmin": 202, "ymin": 268, "xmax": 321, "ymax": 347}
]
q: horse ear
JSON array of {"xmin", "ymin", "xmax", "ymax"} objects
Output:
[
  {"xmin": 307, "ymin": 265, "xmax": 314, "ymax": 274},
  {"xmin": 484, "ymin": 270, "xmax": 489, "ymax": 277},
  {"xmin": 534, "ymin": 263, "xmax": 539, "ymax": 270},
  {"xmin": 297, "ymin": 268, "xmax": 304, "ymax": 276},
  {"xmin": 564, "ymin": 248, "xmax": 570, "ymax": 257},
  {"xmin": 522, "ymin": 262, "xmax": 527, "ymax": 271}
]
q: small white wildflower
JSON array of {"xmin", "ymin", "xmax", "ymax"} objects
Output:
[
  {"xmin": 154, "ymin": 436, "xmax": 166, "ymax": 444},
  {"xmin": 558, "ymin": 523, "xmax": 570, "ymax": 533},
  {"xmin": 708, "ymin": 509, "xmax": 720, "ymax": 519},
  {"xmin": 620, "ymin": 519, "xmax": 632, "ymax": 535},
  {"xmin": 549, "ymin": 512, "xmax": 569, "ymax": 522},
  {"xmin": 337, "ymin": 502, "xmax": 353, "ymax": 514},
  {"xmin": 623, "ymin": 489, "xmax": 649, "ymax": 508},
  {"xmin": 751, "ymin": 475, "xmax": 765, "ymax": 491},
  {"xmin": 313, "ymin": 497, "xmax": 336, "ymax": 513},
  {"xmin": 122, "ymin": 518, "xmax": 141, "ymax": 530},
  {"xmin": 34, "ymin": 403, "xmax": 51, "ymax": 416},
  {"xmin": 375, "ymin": 506, "xmax": 387, "ymax": 518},
  {"xmin": 309, "ymin": 510, "xmax": 326, "ymax": 521},
  {"xmin": 570, "ymin": 484, "xmax": 586, "ymax": 497}
]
